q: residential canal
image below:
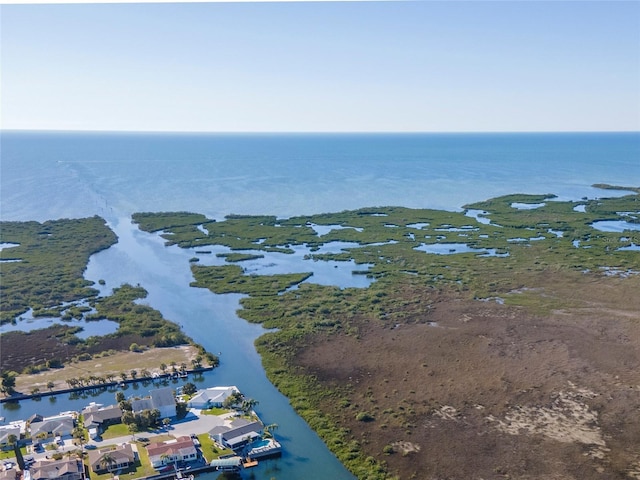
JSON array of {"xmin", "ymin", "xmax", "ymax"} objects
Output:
[{"xmin": 2, "ymin": 216, "xmax": 355, "ymax": 480}]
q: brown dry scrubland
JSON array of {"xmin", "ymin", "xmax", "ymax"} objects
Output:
[
  {"xmin": 297, "ymin": 270, "xmax": 640, "ymax": 480},
  {"xmin": 12, "ymin": 345, "xmax": 199, "ymax": 393}
]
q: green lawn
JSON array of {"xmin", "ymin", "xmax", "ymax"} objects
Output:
[
  {"xmin": 197, "ymin": 433, "xmax": 232, "ymax": 462},
  {"xmin": 84, "ymin": 441, "xmax": 159, "ymax": 480},
  {"xmin": 100, "ymin": 423, "xmax": 131, "ymax": 440},
  {"xmin": 201, "ymin": 407, "xmax": 231, "ymax": 416},
  {"xmin": 0, "ymin": 449, "xmax": 18, "ymax": 461}
]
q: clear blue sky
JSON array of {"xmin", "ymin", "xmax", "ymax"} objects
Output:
[{"xmin": 2, "ymin": 1, "xmax": 639, "ymax": 132}]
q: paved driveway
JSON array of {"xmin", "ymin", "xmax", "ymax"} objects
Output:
[{"xmin": 87, "ymin": 408, "xmax": 235, "ymax": 447}]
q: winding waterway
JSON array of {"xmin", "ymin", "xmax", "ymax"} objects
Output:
[{"xmin": 87, "ymin": 217, "xmax": 358, "ymax": 479}]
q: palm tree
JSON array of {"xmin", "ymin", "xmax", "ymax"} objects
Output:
[
  {"xmin": 263, "ymin": 423, "xmax": 279, "ymax": 439},
  {"xmin": 159, "ymin": 453, "xmax": 171, "ymax": 469},
  {"xmin": 160, "ymin": 363, "xmax": 167, "ymax": 374},
  {"xmin": 100, "ymin": 452, "xmax": 117, "ymax": 477},
  {"xmin": 127, "ymin": 422, "xmax": 138, "ymax": 441},
  {"xmin": 241, "ymin": 398, "xmax": 259, "ymax": 415},
  {"xmin": 46, "ymin": 381, "xmax": 55, "ymax": 391},
  {"xmin": 7, "ymin": 434, "xmax": 18, "ymax": 449},
  {"xmin": 1, "ymin": 371, "xmax": 17, "ymax": 396}
]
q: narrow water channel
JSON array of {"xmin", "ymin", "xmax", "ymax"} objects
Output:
[{"xmin": 83, "ymin": 217, "xmax": 355, "ymax": 479}]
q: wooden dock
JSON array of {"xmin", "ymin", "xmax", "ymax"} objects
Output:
[{"xmin": 243, "ymin": 458, "xmax": 259, "ymax": 468}]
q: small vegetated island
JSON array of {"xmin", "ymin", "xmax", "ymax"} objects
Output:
[
  {"xmin": 0, "ymin": 217, "xmax": 217, "ymax": 396},
  {"xmin": 2, "ymin": 185, "xmax": 640, "ymax": 479}
]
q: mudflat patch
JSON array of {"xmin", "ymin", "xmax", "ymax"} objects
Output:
[{"xmin": 297, "ymin": 271, "xmax": 640, "ymax": 479}]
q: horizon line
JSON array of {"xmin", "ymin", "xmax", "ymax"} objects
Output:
[{"xmin": 2, "ymin": 129, "xmax": 639, "ymax": 135}]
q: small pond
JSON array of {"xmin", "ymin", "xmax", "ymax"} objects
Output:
[
  {"xmin": 511, "ymin": 202, "xmax": 545, "ymax": 210},
  {"xmin": 414, "ymin": 243, "xmax": 508, "ymax": 257},
  {"xmin": 0, "ymin": 315, "xmax": 120, "ymax": 339},
  {"xmin": 308, "ymin": 223, "xmax": 363, "ymax": 236},
  {"xmin": 591, "ymin": 220, "xmax": 640, "ymax": 233}
]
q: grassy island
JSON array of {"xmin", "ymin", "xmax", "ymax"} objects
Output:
[
  {"xmin": 133, "ymin": 185, "xmax": 640, "ymax": 480},
  {"xmin": 0, "ymin": 216, "xmax": 118, "ymax": 322},
  {"xmin": 0, "ymin": 217, "xmax": 217, "ymax": 395}
]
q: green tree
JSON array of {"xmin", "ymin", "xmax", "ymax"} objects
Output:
[
  {"xmin": 121, "ymin": 410, "xmax": 135, "ymax": 426},
  {"xmin": 223, "ymin": 391, "xmax": 244, "ymax": 409},
  {"xmin": 73, "ymin": 426, "xmax": 86, "ymax": 445},
  {"xmin": 46, "ymin": 381, "xmax": 55, "ymax": 391},
  {"xmin": 7, "ymin": 434, "xmax": 18, "ymax": 448},
  {"xmin": 263, "ymin": 423, "xmax": 279, "ymax": 439},
  {"xmin": 1, "ymin": 371, "xmax": 17, "ymax": 396},
  {"xmin": 127, "ymin": 423, "xmax": 138, "ymax": 442},
  {"xmin": 115, "ymin": 391, "xmax": 125, "ymax": 403},
  {"xmin": 149, "ymin": 409, "xmax": 161, "ymax": 427},
  {"xmin": 100, "ymin": 452, "xmax": 116, "ymax": 476},
  {"xmin": 160, "ymin": 453, "xmax": 171, "ymax": 467},
  {"xmin": 241, "ymin": 398, "xmax": 259, "ymax": 414},
  {"xmin": 182, "ymin": 382, "xmax": 197, "ymax": 396}
]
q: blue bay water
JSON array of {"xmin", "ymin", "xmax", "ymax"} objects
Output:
[
  {"xmin": 1, "ymin": 131, "xmax": 639, "ymax": 479},
  {"xmin": 2, "ymin": 132, "xmax": 639, "ymax": 222}
]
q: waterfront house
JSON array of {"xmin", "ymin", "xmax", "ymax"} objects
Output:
[
  {"xmin": 88, "ymin": 443, "xmax": 136, "ymax": 474},
  {"xmin": 131, "ymin": 386, "xmax": 176, "ymax": 419},
  {"xmin": 0, "ymin": 424, "xmax": 21, "ymax": 449},
  {"xmin": 30, "ymin": 458, "xmax": 83, "ymax": 480},
  {"xmin": 82, "ymin": 404, "xmax": 123, "ymax": 434},
  {"xmin": 146, "ymin": 435, "xmax": 198, "ymax": 469},
  {"xmin": 188, "ymin": 386, "xmax": 239, "ymax": 410},
  {"xmin": 29, "ymin": 414, "xmax": 74, "ymax": 439},
  {"xmin": 208, "ymin": 418, "xmax": 263, "ymax": 451}
]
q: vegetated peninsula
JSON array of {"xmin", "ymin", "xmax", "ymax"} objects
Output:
[
  {"xmin": 0, "ymin": 217, "xmax": 218, "ymax": 396},
  {"xmin": 133, "ymin": 186, "xmax": 640, "ymax": 480}
]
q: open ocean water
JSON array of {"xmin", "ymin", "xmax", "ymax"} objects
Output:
[{"xmin": 1, "ymin": 131, "xmax": 639, "ymax": 479}]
